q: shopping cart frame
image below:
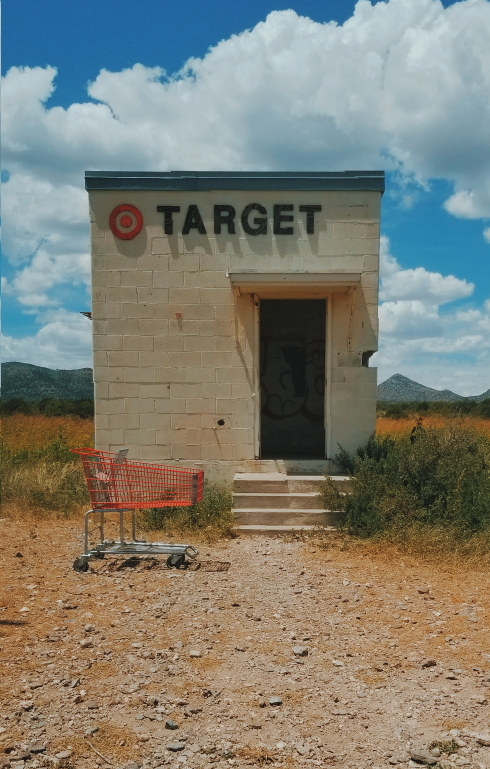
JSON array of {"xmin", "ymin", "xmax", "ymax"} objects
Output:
[{"xmin": 72, "ymin": 448, "xmax": 201, "ymax": 573}]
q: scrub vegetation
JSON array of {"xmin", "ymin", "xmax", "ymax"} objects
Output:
[
  {"xmin": 138, "ymin": 484, "xmax": 235, "ymax": 541},
  {"xmin": 322, "ymin": 422, "xmax": 490, "ymax": 564},
  {"xmin": 1, "ymin": 414, "xmax": 234, "ymax": 539},
  {"xmin": 3, "ymin": 413, "xmax": 490, "ymax": 560},
  {"xmin": 1, "ymin": 432, "xmax": 90, "ymax": 517}
]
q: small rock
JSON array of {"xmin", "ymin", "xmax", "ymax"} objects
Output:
[
  {"xmin": 166, "ymin": 742, "xmax": 185, "ymax": 752},
  {"xmin": 269, "ymin": 696, "xmax": 282, "ymax": 706},
  {"xmin": 293, "ymin": 646, "xmax": 308, "ymax": 657},
  {"xmin": 165, "ymin": 720, "xmax": 178, "ymax": 730},
  {"xmin": 295, "ymin": 742, "xmax": 308, "ymax": 756},
  {"xmin": 28, "ymin": 744, "xmax": 46, "ymax": 754},
  {"xmin": 15, "ymin": 552, "xmax": 23, "ymax": 558},
  {"xmin": 20, "ymin": 701, "xmax": 34, "ymax": 711},
  {"xmin": 125, "ymin": 763, "xmax": 141, "ymax": 769},
  {"xmin": 417, "ymin": 587, "xmax": 430, "ymax": 594},
  {"xmin": 84, "ymin": 624, "xmax": 95, "ymax": 632},
  {"xmin": 85, "ymin": 727, "xmax": 99, "ymax": 736},
  {"xmin": 410, "ymin": 748, "xmax": 437, "ymax": 765},
  {"xmin": 430, "ymin": 747, "xmax": 441, "ymax": 757},
  {"xmin": 475, "ymin": 734, "xmax": 490, "ymax": 746},
  {"xmin": 421, "ymin": 659, "xmax": 437, "ymax": 668},
  {"xmin": 16, "ymin": 752, "xmax": 31, "ymax": 761},
  {"xmin": 276, "ymin": 742, "xmax": 286, "ymax": 750},
  {"xmin": 79, "ymin": 639, "xmax": 92, "ymax": 649},
  {"xmin": 19, "ymin": 607, "xmax": 30, "ymax": 613},
  {"xmin": 332, "ymin": 659, "xmax": 344, "ymax": 667},
  {"xmin": 55, "ymin": 751, "xmax": 72, "ymax": 760},
  {"xmin": 86, "ymin": 700, "xmax": 99, "ymax": 709}
]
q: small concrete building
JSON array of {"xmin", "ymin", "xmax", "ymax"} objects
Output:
[{"xmin": 86, "ymin": 171, "xmax": 383, "ymax": 498}]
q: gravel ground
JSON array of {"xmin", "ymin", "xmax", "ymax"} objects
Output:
[{"xmin": 1, "ymin": 518, "xmax": 490, "ymax": 769}]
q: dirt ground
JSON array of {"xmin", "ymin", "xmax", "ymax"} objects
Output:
[{"xmin": 1, "ymin": 516, "xmax": 490, "ymax": 769}]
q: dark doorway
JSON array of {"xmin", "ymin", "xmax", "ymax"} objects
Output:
[{"xmin": 260, "ymin": 299, "xmax": 326, "ymax": 458}]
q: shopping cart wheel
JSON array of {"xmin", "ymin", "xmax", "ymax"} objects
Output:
[
  {"xmin": 73, "ymin": 557, "xmax": 89, "ymax": 573},
  {"xmin": 166, "ymin": 554, "xmax": 185, "ymax": 569}
]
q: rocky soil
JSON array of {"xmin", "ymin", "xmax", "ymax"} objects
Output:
[{"xmin": 1, "ymin": 518, "xmax": 490, "ymax": 769}]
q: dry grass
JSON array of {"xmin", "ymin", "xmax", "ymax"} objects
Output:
[
  {"xmin": 376, "ymin": 414, "xmax": 490, "ymax": 437},
  {"xmin": 236, "ymin": 745, "xmax": 278, "ymax": 765},
  {"xmin": 1, "ymin": 414, "xmax": 94, "ymax": 451},
  {"xmin": 50, "ymin": 722, "xmax": 142, "ymax": 766},
  {"xmin": 311, "ymin": 526, "xmax": 490, "ymax": 571}
]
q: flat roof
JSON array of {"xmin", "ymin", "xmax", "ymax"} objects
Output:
[{"xmin": 85, "ymin": 170, "xmax": 385, "ymax": 193}]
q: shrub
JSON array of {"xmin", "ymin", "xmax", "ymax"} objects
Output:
[
  {"xmin": 338, "ymin": 423, "xmax": 490, "ymax": 538},
  {"xmin": 139, "ymin": 483, "xmax": 235, "ymax": 541}
]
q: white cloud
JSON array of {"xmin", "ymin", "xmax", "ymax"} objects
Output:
[
  {"xmin": 2, "ymin": 0, "xmax": 490, "ymax": 379},
  {"xmin": 1, "ymin": 310, "xmax": 93, "ymax": 370},
  {"xmin": 484, "ymin": 227, "xmax": 490, "ymax": 244},
  {"xmin": 375, "ymin": 235, "xmax": 490, "ymax": 393},
  {"xmin": 380, "ymin": 265, "xmax": 473, "ymax": 304},
  {"xmin": 378, "ymin": 300, "xmax": 442, "ymax": 338}
]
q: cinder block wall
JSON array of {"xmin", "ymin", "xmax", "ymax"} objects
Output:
[{"xmin": 89, "ymin": 188, "xmax": 380, "ymax": 481}]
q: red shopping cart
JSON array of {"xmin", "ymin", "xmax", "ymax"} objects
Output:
[{"xmin": 71, "ymin": 448, "xmax": 203, "ymax": 572}]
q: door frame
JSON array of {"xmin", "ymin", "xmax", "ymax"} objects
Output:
[{"xmin": 253, "ymin": 294, "xmax": 332, "ymax": 460}]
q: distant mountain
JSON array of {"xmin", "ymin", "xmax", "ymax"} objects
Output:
[
  {"xmin": 1, "ymin": 362, "xmax": 94, "ymax": 401},
  {"xmin": 378, "ymin": 373, "xmax": 489, "ymax": 403}
]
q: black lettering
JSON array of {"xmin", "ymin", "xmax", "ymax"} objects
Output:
[
  {"xmin": 182, "ymin": 204, "xmax": 207, "ymax": 235},
  {"xmin": 241, "ymin": 203, "xmax": 267, "ymax": 236},
  {"xmin": 157, "ymin": 205, "xmax": 180, "ymax": 235},
  {"xmin": 299, "ymin": 204, "xmax": 322, "ymax": 235},
  {"xmin": 273, "ymin": 204, "xmax": 294, "ymax": 235},
  {"xmin": 214, "ymin": 204, "xmax": 236, "ymax": 235}
]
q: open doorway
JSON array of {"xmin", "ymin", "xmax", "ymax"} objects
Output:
[{"xmin": 260, "ymin": 299, "xmax": 326, "ymax": 458}]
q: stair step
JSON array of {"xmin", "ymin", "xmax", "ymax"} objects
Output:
[
  {"xmin": 233, "ymin": 472, "xmax": 352, "ymax": 494},
  {"xmin": 233, "ymin": 492, "xmax": 324, "ymax": 510},
  {"xmin": 233, "ymin": 508, "xmax": 342, "ymax": 526},
  {"xmin": 236, "ymin": 524, "xmax": 337, "ymax": 535}
]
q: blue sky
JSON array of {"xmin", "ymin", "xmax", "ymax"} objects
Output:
[{"xmin": 2, "ymin": 0, "xmax": 490, "ymax": 394}]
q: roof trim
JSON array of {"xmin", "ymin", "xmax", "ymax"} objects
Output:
[{"xmin": 85, "ymin": 170, "xmax": 385, "ymax": 193}]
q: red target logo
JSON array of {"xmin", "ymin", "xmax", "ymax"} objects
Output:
[{"xmin": 109, "ymin": 204, "xmax": 143, "ymax": 240}]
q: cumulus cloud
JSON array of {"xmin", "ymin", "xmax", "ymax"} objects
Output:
[
  {"xmin": 380, "ymin": 266, "xmax": 473, "ymax": 304},
  {"xmin": 2, "ymin": 0, "xmax": 490, "ymax": 375},
  {"xmin": 375, "ymin": 237, "xmax": 489, "ymax": 393},
  {"xmin": 1, "ymin": 310, "xmax": 93, "ymax": 370}
]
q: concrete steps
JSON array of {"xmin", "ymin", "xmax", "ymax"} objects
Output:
[{"xmin": 232, "ymin": 471, "xmax": 350, "ymax": 534}]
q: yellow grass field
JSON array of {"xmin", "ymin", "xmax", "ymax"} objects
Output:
[
  {"xmin": 2, "ymin": 413, "xmax": 489, "ymax": 453},
  {"xmin": 2, "ymin": 414, "xmax": 94, "ymax": 451},
  {"xmin": 376, "ymin": 414, "xmax": 490, "ymax": 437}
]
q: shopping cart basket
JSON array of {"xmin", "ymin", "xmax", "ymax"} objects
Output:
[{"xmin": 71, "ymin": 448, "xmax": 203, "ymax": 572}]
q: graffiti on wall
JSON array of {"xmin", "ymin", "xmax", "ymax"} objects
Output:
[{"xmin": 260, "ymin": 336, "xmax": 325, "ymax": 423}]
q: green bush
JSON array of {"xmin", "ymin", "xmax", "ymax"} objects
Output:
[
  {"xmin": 337, "ymin": 423, "xmax": 490, "ymax": 538},
  {"xmin": 0, "ymin": 397, "xmax": 94, "ymax": 418},
  {"xmin": 139, "ymin": 483, "xmax": 234, "ymax": 540},
  {"xmin": 377, "ymin": 399, "xmax": 490, "ymax": 419}
]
